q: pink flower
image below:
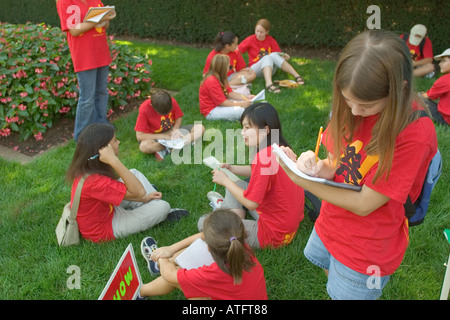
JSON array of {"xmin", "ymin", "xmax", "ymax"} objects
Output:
[
  {"xmin": 18, "ymin": 104, "xmax": 27, "ymax": 111},
  {"xmin": 133, "ymin": 78, "xmax": 140, "ymax": 84},
  {"xmin": 39, "ymin": 58, "xmax": 47, "ymax": 63},
  {"xmin": 0, "ymin": 128, "xmax": 11, "ymax": 137},
  {"xmin": 34, "ymin": 132, "xmax": 43, "ymax": 141}
]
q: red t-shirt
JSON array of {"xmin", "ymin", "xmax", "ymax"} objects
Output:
[
  {"xmin": 71, "ymin": 174, "xmax": 126, "ymax": 243},
  {"xmin": 427, "ymin": 73, "xmax": 450, "ymax": 124},
  {"xmin": 244, "ymin": 146, "xmax": 305, "ymax": 248},
  {"xmin": 57, "ymin": 0, "xmax": 112, "ymax": 73},
  {"xmin": 199, "ymin": 76, "xmax": 233, "ymax": 117},
  {"xmin": 177, "ymin": 256, "xmax": 267, "ymax": 300},
  {"xmin": 238, "ymin": 34, "xmax": 281, "ymax": 67},
  {"xmin": 402, "ymin": 35, "xmax": 433, "ymax": 61},
  {"xmin": 134, "ymin": 97, "xmax": 184, "ymax": 134},
  {"xmin": 316, "ymin": 113, "xmax": 437, "ymax": 276},
  {"xmin": 203, "ymin": 49, "xmax": 247, "ymax": 77}
]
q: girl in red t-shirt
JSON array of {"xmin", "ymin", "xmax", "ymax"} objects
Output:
[
  {"xmin": 203, "ymin": 31, "xmax": 256, "ymax": 86},
  {"xmin": 199, "ymin": 54, "xmax": 253, "ymax": 120},
  {"xmin": 238, "ymin": 18, "xmax": 305, "ymax": 93},
  {"xmin": 139, "ymin": 209, "xmax": 268, "ymax": 300},
  {"xmin": 66, "ymin": 123, "xmax": 188, "ymax": 243},
  {"xmin": 206, "ymin": 102, "xmax": 305, "ymax": 249},
  {"xmin": 56, "ymin": 0, "xmax": 116, "ymax": 141},
  {"xmin": 280, "ymin": 30, "xmax": 437, "ymax": 300}
]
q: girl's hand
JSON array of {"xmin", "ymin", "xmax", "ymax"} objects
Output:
[
  {"xmin": 151, "ymin": 246, "xmax": 173, "ymax": 262},
  {"xmin": 297, "ymin": 150, "xmax": 323, "ymax": 177},
  {"xmin": 219, "ymin": 163, "xmax": 232, "ymax": 171},
  {"xmin": 141, "ymin": 191, "xmax": 163, "ymax": 203},
  {"xmin": 280, "ymin": 146, "xmax": 298, "ymax": 162},
  {"xmin": 212, "ymin": 169, "xmax": 229, "ymax": 186},
  {"xmin": 98, "ymin": 144, "xmax": 117, "ymax": 165},
  {"xmin": 241, "ymin": 100, "xmax": 252, "ymax": 108}
]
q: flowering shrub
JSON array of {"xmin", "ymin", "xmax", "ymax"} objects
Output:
[{"xmin": 0, "ymin": 22, "xmax": 152, "ymax": 141}]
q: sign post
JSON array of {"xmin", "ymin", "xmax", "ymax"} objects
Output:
[{"xmin": 98, "ymin": 243, "xmax": 143, "ymax": 300}]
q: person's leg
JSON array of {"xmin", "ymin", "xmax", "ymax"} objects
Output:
[
  {"xmin": 112, "ymin": 169, "xmax": 171, "ymax": 238},
  {"xmin": 228, "ymin": 68, "xmax": 257, "ymax": 85},
  {"xmin": 140, "ymin": 276, "xmax": 178, "ymax": 297},
  {"xmin": 423, "ymin": 98, "xmax": 447, "ymax": 125},
  {"xmin": 205, "ymin": 106, "xmax": 245, "ymax": 121},
  {"xmin": 414, "ymin": 63, "xmax": 435, "ymax": 77},
  {"xmin": 139, "ymin": 139, "xmax": 166, "ymax": 154},
  {"xmin": 179, "ymin": 123, "xmax": 205, "ymax": 145},
  {"xmin": 94, "ymin": 65, "xmax": 110, "ymax": 124},
  {"xmin": 74, "ymin": 69, "xmax": 98, "ymax": 141},
  {"xmin": 270, "ymin": 53, "xmax": 304, "ymax": 85},
  {"xmin": 221, "ymin": 179, "xmax": 249, "ymax": 218}
]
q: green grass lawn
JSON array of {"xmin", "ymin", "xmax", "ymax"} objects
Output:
[{"xmin": 0, "ymin": 40, "xmax": 448, "ymax": 300}]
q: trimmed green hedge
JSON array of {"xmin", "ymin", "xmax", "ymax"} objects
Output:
[{"xmin": 1, "ymin": 0, "xmax": 448, "ymax": 53}]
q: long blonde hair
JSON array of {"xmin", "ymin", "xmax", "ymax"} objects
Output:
[
  {"xmin": 201, "ymin": 54, "xmax": 230, "ymax": 89},
  {"xmin": 328, "ymin": 29, "xmax": 424, "ymax": 183}
]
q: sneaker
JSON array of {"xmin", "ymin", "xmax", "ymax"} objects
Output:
[
  {"xmin": 425, "ymin": 71, "xmax": 435, "ymax": 79},
  {"xmin": 207, "ymin": 191, "xmax": 224, "ymax": 210},
  {"xmin": 155, "ymin": 148, "xmax": 169, "ymax": 162},
  {"xmin": 166, "ymin": 208, "xmax": 190, "ymax": 222},
  {"xmin": 141, "ymin": 237, "xmax": 160, "ymax": 276}
]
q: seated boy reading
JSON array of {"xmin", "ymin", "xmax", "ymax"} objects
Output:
[{"xmin": 135, "ymin": 91, "xmax": 205, "ymax": 161}]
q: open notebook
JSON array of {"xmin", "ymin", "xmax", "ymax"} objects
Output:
[
  {"xmin": 272, "ymin": 143, "xmax": 362, "ymax": 191},
  {"xmin": 175, "ymin": 238, "xmax": 214, "ymax": 270}
]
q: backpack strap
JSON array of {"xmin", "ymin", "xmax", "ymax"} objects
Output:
[{"xmin": 69, "ymin": 173, "xmax": 89, "ymax": 220}]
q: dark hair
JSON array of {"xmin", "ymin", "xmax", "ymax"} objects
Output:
[
  {"xmin": 240, "ymin": 102, "xmax": 290, "ymax": 149},
  {"xmin": 151, "ymin": 90, "xmax": 173, "ymax": 115},
  {"xmin": 66, "ymin": 123, "xmax": 118, "ymax": 181},
  {"xmin": 214, "ymin": 31, "xmax": 237, "ymax": 52},
  {"xmin": 203, "ymin": 209, "xmax": 255, "ymax": 285}
]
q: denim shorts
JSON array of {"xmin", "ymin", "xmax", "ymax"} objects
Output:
[{"xmin": 304, "ymin": 227, "xmax": 390, "ymax": 300}]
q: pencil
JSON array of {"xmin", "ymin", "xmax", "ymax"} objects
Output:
[{"xmin": 314, "ymin": 126, "xmax": 323, "ymax": 161}]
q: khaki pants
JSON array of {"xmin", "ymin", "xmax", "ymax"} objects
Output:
[{"xmin": 112, "ymin": 169, "xmax": 170, "ymax": 239}]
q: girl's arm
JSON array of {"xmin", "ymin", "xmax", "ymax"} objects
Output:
[
  {"xmin": 221, "ymin": 163, "xmax": 252, "ymax": 177},
  {"xmin": 212, "ymin": 170, "xmax": 259, "ymax": 210},
  {"xmin": 279, "ymin": 151, "xmax": 390, "ymax": 216},
  {"xmin": 98, "ymin": 144, "xmax": 146, "ymax": 201},
  {"xmin": 68, "ymin": 9, "xmax": 116, "ymax": 36}
]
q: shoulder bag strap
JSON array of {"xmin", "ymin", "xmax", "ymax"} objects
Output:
[{"xmin": 70, "ymin": 173, "xmax": 90, "ymax": 220}]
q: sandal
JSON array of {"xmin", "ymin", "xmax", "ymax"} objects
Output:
[
  {"xmin": 295, "ymin": 76, "xmax": 305, "ymax": 85},
  {"xmin": 266, "ymin": 83, "xmax": 281, "ymax": 93}
]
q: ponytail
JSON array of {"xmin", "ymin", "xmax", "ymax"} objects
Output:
[
  {"xmin": 214, "ymin": 31, "xmax": 237, "ymax": 52},
  {"xmin": 203, "ymin": 210, "xmax": 255, "ymax": 285}
]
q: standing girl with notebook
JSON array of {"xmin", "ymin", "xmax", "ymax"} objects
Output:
[
  {"xmin": 56, "ymin": 0, "xmax": 116, "ymax": 141},
  {"xmin": 280, "ymin": 30, "xmax": 437, "ymax": 299},
  {"xmin": 139, "ymin": 209, "xmax": 267, "ymax": 300},
  {"xmin": 201, "ymin": 102, "xmax": 304, "ymax": 249}
]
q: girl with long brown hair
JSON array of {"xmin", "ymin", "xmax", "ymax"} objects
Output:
[{"xmin": 280, "ymin": 30, "xmax": 438, "ymax": 299}]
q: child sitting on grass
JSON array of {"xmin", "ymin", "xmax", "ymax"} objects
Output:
[
  {"xmin": 135, "ymin": 90, "xmax": 205, "ymax": 161},
  {"xmin": 138, "ymin": 209, "xmax": 267, "ymax": 300}
]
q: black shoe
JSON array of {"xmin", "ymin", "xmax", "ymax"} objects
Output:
[{"xmin": 166, "ymin": 208, "xmax": 189, "ymax": 222}]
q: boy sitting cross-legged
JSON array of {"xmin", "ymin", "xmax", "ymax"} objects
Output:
[{"xmin": 135, "ymin": 90, "xmax": 205, "ymax": 161}]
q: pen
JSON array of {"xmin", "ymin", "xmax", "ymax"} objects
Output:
[{"xmin": 314, "ymin": 126, "xmax": 323, "ymax": 161}]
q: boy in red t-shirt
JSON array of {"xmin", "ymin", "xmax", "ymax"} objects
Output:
[
  {"xmin": 135, "ymin": 91, "xmax": 205, "ymax": 161},
  {"xmin": 401, "ymin": 24, "xmax": 435, "ymax": 78}
]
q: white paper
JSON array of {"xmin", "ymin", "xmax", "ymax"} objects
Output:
[
  {"xmin": 252, "ymin": 89, "xmax": 265, "ymax": 102},
  {"xmin": 157, "ymin": 138, "xmax": 185, "ymax": 150},
  {"xmin": 203, "ymin": 156, "xmax": 241, "ymax": 182},
  {"xmin": 175, "ymin": 239, "xmax": 214, "ymax": 270},
  {"xmin": 84, "ymin": 6, "xmax": 115, "ymax": 23}
]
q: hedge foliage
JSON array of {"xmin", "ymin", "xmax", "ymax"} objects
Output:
[
  {"xmin": 0, "ymin": 0, "xmax": 448, "ymax": 53},
  {"xmin": 0, "ymin": 22, "xmax": 152, "ymax": 141}
]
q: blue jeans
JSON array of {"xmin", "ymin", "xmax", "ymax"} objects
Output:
[
  {"xmin": 304, "ymin": 227, "xmax": 390, "ymax": 300},
  {"xmin": 74, "ymin": 66, "xmax": 110, "ymax": 141}
]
